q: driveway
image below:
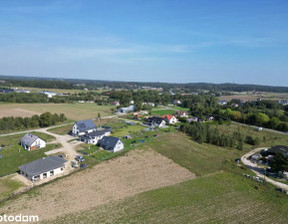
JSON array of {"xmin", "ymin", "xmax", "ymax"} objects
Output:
[{"xmin": 241, "ymin": 147, "xmax": 288, "ymax": 191}]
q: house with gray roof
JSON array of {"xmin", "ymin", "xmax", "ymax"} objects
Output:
[
  {"xmin": 98, "ymin": 136, "xmax": 124, "ymax": 153},
  {"xmin": 20, "ymin": 133, "xmax": 46, "ymax": 151},
  {"xmin": 72, "ymin": 119, "xmax": 97, "ymax": 136},
  {"xmin": 80, "ymin": 129, "xmax": 111, "ymax": 145},
  {"xmin": 117, "ymin": 105, "xmax": 136, "ymax": 114},
  {"xmin": 18, "ymin": 156, "xmax": 67, "ymax": 181}
]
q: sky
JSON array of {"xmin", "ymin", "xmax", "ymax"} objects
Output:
[{"xmin": 0, "ymin": 0, "xmax": 288, "ymax": 86}]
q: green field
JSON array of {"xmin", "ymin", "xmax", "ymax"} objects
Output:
[
  {"xmin": 152, "ymin": 109, "xmax": 177, "ymax": 116},
  {"xmin": 143, "ymin": 132, "xmax": 242, "ymax": 176},
  {"xmin": 48, "ymin": 124, "xmax": 73, "ymax": 135},
  {"xmin": 0, "ymin": 132, "xmax": 60, "ymax": 177},
  {"xmin": 0, "ymin": 176, "xmax": 23, "ymax": 202},
  {"xmin": 45, "ymin": 172, "xmax": 288, "ymax": 224},
  {"xmin": 217, "ymin": 123, "xmax": 288, "ymax": 149}
]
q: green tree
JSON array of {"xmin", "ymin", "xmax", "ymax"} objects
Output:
[{"xmin": 270, "ymin": 153, "xmax": 288, "ymax": 173}]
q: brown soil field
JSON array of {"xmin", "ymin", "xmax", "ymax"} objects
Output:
[
  {"xmin": 0, "ymin": 103, "xmax": 114, "ymax": 120},
  {"xmin": 0, "ymin": 149, "xmax": 195, "ymax": 222},
  {"xmin": 0, "ymin": 108, "xmax": 41, "ymax": 118}
]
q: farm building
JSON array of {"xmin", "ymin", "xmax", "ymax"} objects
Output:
[
  {"xmin": 80, "ymin": 129, "xmax": 111, "ymax": 145},
  {"xmin": 117, "ymin": 105, "xmax": 136, "ymax": 114},
  {"xmin": 144, "ymin": 117, "xmax": 166, "ymax": 128},
  {"xmin": 20, "ymin": 133, "xmax": 46, "ymax": 151},
  {"xmin": 18, "ymin": 156, "xmax": 67, "ymax": 181},
  {"xmin": 98, "ymin": 136, "xmax": 124, "ymax": 153},
  {"xmin": 162, "ymin": 115, "xmax": 178, "ymax": 124},
  {"xmin": 72, "ymin": 119, "xmax": 96, "ymax": 136}
]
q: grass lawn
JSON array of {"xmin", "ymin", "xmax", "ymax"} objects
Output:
[
  {"xmin": 217, "ymin": 123, "xmax": 288, "ymax": 149},
  {"xmin": 143, "ymin": 132, "xmax": 242, "ymax": 176},
  {"xmin": 48, "ymin": 124, "xmax": 73, "ymax": 135},
  {"xmin": 0, "ymin": 132, "xmax": 61, "ymax": 177},
  {"xmin": 46, "ymin": 172, "xmax": 288, "ymax": 224},
  {"xmin": 0, "ymin": 176, "xmax": 23, "ymax": 202},
  {"xmin": 152, "ymin": 109, "xmax": 177, "ymax": 116},
  {"xmin": 0, "ymin": 103, "xmax": 115, "ymax": 121},
  {"xmin": 172, "ymin": 106, "xmax": 190, "ymax": 111}
]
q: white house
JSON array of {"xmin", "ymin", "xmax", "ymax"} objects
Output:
[
  {"xmin": 72, "ymin": 119, "xmax": 97, "ymax": 136},
  {"xmin": 18, "ymin": 156, "xmax": 67, "ymax": 181},
  {"xmin": 174, "ymin": 111, "xmax": 188, "ymax": 118},
  {"xmin": 98, "ymin": 136, "xmax": 124, "ymax": 153},
  {"xmin": 20, "ymin": 133, "xmax": 46, "ymax": 151},
  {"xmin": 162, "ymin": 115, "xmax": 178, "ymax": 124},
  {"xmin": 116, "ymin": 105, "xmax": 136, "ymax": 114},
  {"xmin": 145, "ymin": 117, "xmax": 166, "ymax": 128},
  {"xmin": 39, "ymin": 91, "xmax": 57, "ymax": 98},
  {"xmin": 80, "ymin": 130, "xmax": 111, "ymax": 145}
]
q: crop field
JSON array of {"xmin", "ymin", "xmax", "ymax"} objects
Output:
[
  {"xmin": 43, "ymin": 171, "xmax": 288, "ymax": 224},
  {"xmin": 0, "ymin": 149, "xmax": 195, "ymax": 222},
  {"xmin": 0, "ymin": 132, "xmax": 59, "ymax": 177},
  {"xmin": 0, "ymin": 103, "xmax": 114, "ymax": 120}
]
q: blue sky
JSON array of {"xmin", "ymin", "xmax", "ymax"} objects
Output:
[{"xmin": 1, "ymin": 0, "xmax": 288, "ymax": 85}]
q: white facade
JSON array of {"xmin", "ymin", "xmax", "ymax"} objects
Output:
[
  {"xmin": 113, "ymin": 140, "xmax": 124, "ymax": 153},
  {"xmin": 167, "ymin": 116, "xmax": 178, "ymax": 124},
  {"xmin": 82, "ymin": 131, "xmax": 111, "ymax": 145},
  {"xmin": 72, "ymin": 123, "xmax": 95, "ymax": 136},
  {"xmin": 21, "ymin": 138, "xmax": 46, "ymax": 151},
  {"xmin": 20, "ymin": 166, "xmax": 65, "ymax": 181}
]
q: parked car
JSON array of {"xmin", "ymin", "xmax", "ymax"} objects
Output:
[
  {"xmin": 80, "ymin": 164, "xmax": 87, "ymax": 169},
  {"xmin": 131, "ymin": 140, "xmax": 137, "ymax": 144},
  {"xmin": 75, "ymin": 155, "xmax": 85, "ymax": 162}
]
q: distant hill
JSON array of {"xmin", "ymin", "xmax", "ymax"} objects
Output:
[{"xmin": 0, "ymin": 74, "xmax": 288, "ymax": 92}]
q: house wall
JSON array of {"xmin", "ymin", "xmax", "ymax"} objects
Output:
[
  {"xmin": 72, "ymin": 124, "xmax": 78, "ymax": 135},
  {"xmin": 113, "ymin": 140, "xmax": 124, "ymax": 153},
  {"xmin": 31, "ymin": 138, "xmax": 46, "ymax": 149},
  {"xmin": 20, "ymin": 166, "xmax": 65, "ymax": 181}
]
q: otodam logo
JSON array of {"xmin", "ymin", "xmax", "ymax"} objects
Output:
[{"xmin": 0, "ymin": 214, "xmax": 39, "ymax": 223}]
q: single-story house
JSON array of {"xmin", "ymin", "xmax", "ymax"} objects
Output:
[
  {"xmin": 261, "ymin": 145, "xmax": 288, "ymax": 157},
  {"xmin": 174, "ymin": 111, "xmax": 189, "ymax": 118},
  {"xmin": 72, "ymin": 119, "xmax": 96, "ymax": 136},
  {"xmin": 117, "ymin": 105, "xmax": 136, "ymax": 114},
  {"xmin": 162, "ymin": 115, "xmax": 178, "ymax": 124},
  {"xmin": 98, "ymin": 136, "xmax": 124, "ymax": 153},
  {"xmin": 18, "ymin": 156, "xmax": 67, "ymax": 181},
  {"xmin": 39, "ymin": 91, "xmax": 57, "ymax": 98},
  {"xmin": 187, "ymin": 117, "xmax": 204, "ymax": 123},
  {"xmin": 144, "ymin": 117, "xmax": 166, "ymax": 128},
  {"xmin": 206, "ymin": 116, "xmax": 214, "ymax": 121},
  {"xmin": 80, "ymin": 130, "xmax": 111, "ymax": 145},
  {"xmin": 173, "ymin": 100, "xmax": 181, "ymax": 105},
  {"xmin": 20, "ymin": 133, "xmax": 46, "ymax": 151}
]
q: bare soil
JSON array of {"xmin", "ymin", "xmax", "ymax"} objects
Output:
[
  {"xmin": 0, "ymin": 108, "xmax": 41, "ymax": 118},
  {"xmin": 0, "ymin": 149, "xmax": 195, "ymax": 222}
]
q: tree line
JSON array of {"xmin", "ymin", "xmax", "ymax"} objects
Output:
[
  {"xmin": 180, "ymin": 122, "xmax": 260, "ymax": 150},
  {"xmin": 0, "ymin": 112, "xmax": 67, "ymax": 131}
]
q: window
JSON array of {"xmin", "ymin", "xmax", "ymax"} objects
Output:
[
  {"xmin": 43, "ymin": 173, "xmax": 47, "ymax": 178},
  {"xmin": 50, "ymin": 170, "xmax": 54, "ymax": 176}
]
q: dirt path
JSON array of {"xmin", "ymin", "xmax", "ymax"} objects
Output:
[
  {"xmin": 241, "ymin": 147, "xmax": 288, "ymax": 191},
  {"xmin": 0, "ymin": 149, "xmax": 196, "ymax": 222}
]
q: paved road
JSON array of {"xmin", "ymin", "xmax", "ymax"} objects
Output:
[{"xmin": 241, "ymin": 147, "xmax": 288, "ymax": 191}]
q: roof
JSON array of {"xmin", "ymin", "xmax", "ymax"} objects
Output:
[
  {"xmin": 84, "ymin": 130, "xmax": 110, "ymax": 138},
  {"xmin": 146, "ymin": 117, "xmax": 165, "ymax": 124},
  {"xmin": 98, "ymin": 136, "xmax": 122, "ymax": 150},
  {"xmin": 20, "ymin": 133, "xmax": 43, "ymax": 147},
  {"xmin": 261, "ymin": 145, "xmax": 288, "ymax": 156},
  {"xmin": 162, "ymin": 114, "xmax": 175, "ymax": 120},
  {"xmin": 18, "ymin": 156, "xmax": 67, "ymax": 176},
  {"xmin": 75, "ymin": 119, "xmax": 96, "ymax": 132}
]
